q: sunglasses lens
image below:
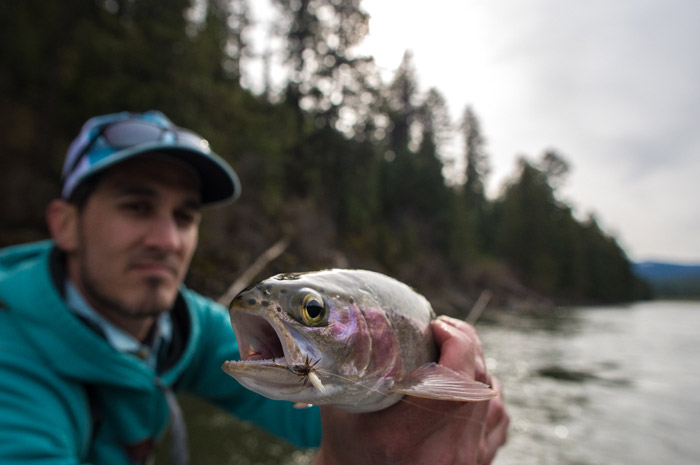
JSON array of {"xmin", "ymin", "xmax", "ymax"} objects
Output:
[
  {"xmin": 100, "ymin": 121, "xmax": 210, "ymax": 153},
  {"xmin": 102, "ymin": 121, "xmax": 164, "ymax": 148}
]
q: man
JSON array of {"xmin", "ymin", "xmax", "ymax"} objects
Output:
[{"xmin": 0, "ymin": 111, "xmax": 507, "ymax": 464}]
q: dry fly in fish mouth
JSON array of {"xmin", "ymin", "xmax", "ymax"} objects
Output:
[{"xmin": 222, "ymin": 269, "xmax": 497, "ymax": 413}]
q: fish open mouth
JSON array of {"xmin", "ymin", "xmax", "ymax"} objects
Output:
[
  {"xmin": 230, "ymin": 313, "xmax": 290, "ymax": 364},
  {"xmin": 223, "ymin": 312, "xmax": 327, "ymax": 396}
]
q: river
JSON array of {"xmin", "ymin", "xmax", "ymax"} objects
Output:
[
  {"xmin": 159, "ymin": 300, "xmax": 700, "ymax": 464},
  {"xmin": 479, "ymin": 300, "xmax": 700, "ymax": 465}
]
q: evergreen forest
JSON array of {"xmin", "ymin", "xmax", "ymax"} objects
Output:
[{"xmin": 0, "ymin": 0, "xmax": 650, "ymax": 316}]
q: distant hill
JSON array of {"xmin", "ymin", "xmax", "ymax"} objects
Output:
[{"xmin": 633, "ymin": 262, "xmax": 700, "ymax": 298}]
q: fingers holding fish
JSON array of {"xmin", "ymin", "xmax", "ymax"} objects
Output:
[
  {"xmin": 431, "ymin": 315, "xmax": 508, "ymax": 465},
  {"xmin": 484, "ymin": 376, "xmax": 506, "ymax": 432},
  {"xmin": 479, "ymin": 376, "xmax": 509, "ymax": 465},
  {"xmin": 430, "ymin": 319, "xmax": 507, "ymax": 465},
  {"xmin": 432, "ymin": 315, "xmax": 489, "ymax": 385}
]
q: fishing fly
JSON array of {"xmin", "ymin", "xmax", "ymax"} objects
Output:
[{"xmin": 288, "ymin": 355, "xmax": 325, "ymax": 393}]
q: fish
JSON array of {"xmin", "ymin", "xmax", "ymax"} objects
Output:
[{"xmin": 222, "ymin": 269, "xmax": 497, "ymax": 412}]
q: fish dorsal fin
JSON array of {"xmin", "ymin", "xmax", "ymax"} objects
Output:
[{"xmin": 390, "ymin": 363, "xmax": 497, "ymax": 402}]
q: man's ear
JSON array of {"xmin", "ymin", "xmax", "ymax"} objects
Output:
[{"xmin": 46, "ymin": 199, "xmax": 79, "ymax": 252}]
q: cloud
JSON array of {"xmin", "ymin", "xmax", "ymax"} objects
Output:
[{"xmin": 471, "ymin": 0, "xmax": 700, "ymax": 260}]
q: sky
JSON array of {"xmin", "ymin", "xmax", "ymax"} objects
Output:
[{"xmin": 245, "ymin": 0, "xmax": 700, "ymax": 264}]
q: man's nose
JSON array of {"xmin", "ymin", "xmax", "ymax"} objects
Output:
[{"xmin": 144, "ymin": 215, "xmax": 181, "ymax": 250}]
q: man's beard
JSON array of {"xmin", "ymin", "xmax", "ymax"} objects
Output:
[{"xmin": 81, "ymin": 264, "xmax": 173, "ymax": 319}]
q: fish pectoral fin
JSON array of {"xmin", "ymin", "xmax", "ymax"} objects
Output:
[{"xmin": 390, "ymin": 363, "xmax": 497, "ymax": 402}]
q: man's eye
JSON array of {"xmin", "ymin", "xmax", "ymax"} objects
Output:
[
  {"xmin": 175, "ymin": 210, "xmax": 199, "ymax": 226},
  {"xmin": 121, "ymin": 201, "xmax": 150, "ymax": 214}
]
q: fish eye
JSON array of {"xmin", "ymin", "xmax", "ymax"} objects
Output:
[{"xmin": 297, "ymin": 291, "xmax": 326, "ymax": 326}]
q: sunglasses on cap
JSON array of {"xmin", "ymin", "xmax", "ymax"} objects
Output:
[{"xmin": 65, "ymin": 119, "xmax": 212, "ymax": 177}]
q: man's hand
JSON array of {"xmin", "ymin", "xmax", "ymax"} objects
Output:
[{"xmin": 313, "ymin": 316, "xmax": 509, "ymax": 465}]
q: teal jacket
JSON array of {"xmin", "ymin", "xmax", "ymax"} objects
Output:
[{"xmin": 0, "ymin": 241, "xmax": 321, "ymax": 464}]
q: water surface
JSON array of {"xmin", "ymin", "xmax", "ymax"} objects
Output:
[{"xmin": 483, "ymin": 300, "xmax": 700, "ymax": 465}]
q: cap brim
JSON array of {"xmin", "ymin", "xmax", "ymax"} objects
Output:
[{"xmin": 74, "ymin": 142, "xmax": 241, "ymax": 205}]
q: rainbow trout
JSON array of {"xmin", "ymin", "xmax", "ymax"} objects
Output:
[{"xmin": 222, "ymin": 269, "xmax": 496, "ymax": 412}]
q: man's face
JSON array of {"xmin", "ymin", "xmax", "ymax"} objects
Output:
[{"xmin": 68, "ymin": 157, "xmax": 202, "ymax": 320}]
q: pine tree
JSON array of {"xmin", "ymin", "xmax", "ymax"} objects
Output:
[
  {"xmin": 460, "ymin": 106, "xmax": 490, "ymax": 254},
  {"xmin": 270, "ymin": 0, "xmax": 372, "ymax": 128}
]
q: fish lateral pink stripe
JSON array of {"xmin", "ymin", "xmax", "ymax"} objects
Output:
[
  {"xmin": 327, "ymin": 300, "xmax": 372, "ymax": 376},
  {"xmin": 362, "ymin": 307, "xmax": 401, "ymax": 379}
]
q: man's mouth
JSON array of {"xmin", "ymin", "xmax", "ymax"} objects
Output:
[{"xmin": 129, "ymin": 259, "xmax": 179, "ymax": 277}]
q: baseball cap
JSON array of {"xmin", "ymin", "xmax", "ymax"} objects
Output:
[{"xmin": 61, "ymin": 110, "xmax": 241, "ymax": 205}]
